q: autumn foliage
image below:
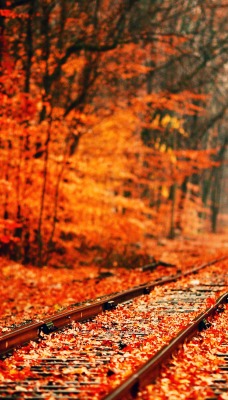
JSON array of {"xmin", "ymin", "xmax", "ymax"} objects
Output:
[{"xmin": 0, "ymin": 0, "xmax": 227, "ymax": 266}]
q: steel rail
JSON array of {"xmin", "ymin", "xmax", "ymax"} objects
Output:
[
  {"xmin": 0, "ymin": 255, "xmax": 227, "ymax": 355},
  {"xmin": 103, "ymin": 291, "xmax": 228, "ymax": 400}
]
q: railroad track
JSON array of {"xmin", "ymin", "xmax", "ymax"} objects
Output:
[
  {"xmin": 0, "ymin": 257, "xmax": 226, "ymax": 355},
  {"xmin": 137, "ymin": 300, "xmax": 228, "ymax": 400},
  {"xmin": 0, "ymin": 256, "xmax": 227, "ymax": 399}
]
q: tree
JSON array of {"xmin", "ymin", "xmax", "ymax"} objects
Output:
[{"xmin": 0, "ymin": 0, "xmax": 227, "ymax": 265}]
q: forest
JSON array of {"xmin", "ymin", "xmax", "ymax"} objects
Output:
[{"xmin": 0, "ymin": 0, "xmax": 227, "ymax": 268}]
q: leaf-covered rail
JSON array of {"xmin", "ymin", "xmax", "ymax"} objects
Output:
[
  {"xmin": 0, "ymin": 256, "xmax": 227, "ymax": 355},
  {"xmin": 0, "ymin": 256, "xmax": 227, "ymax": 399},
  {"xmin": 103, "ymin": 291, "xmax": 228, "ymax": 400}
]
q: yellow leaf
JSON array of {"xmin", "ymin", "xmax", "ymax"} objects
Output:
[
  {"xmin": 161, "ymin": 186, "xmax": 169, "ymax": 198},
  {"xmin": 167, "ymin": 148, "xmax": 177, "ymax": 163},
  {"xmin": 170, "ymin": 116, "xmax": 180, "ymax": 130},
  {"xmin": 161, "ymin": 115, "xmax": 171, "ymax": 127},
  {"xmin": 150, "ymin": 115, "xmax": 160, "ymax": 129},
  {"xmin": 54, "ymin": 304, "xmax": 62, "ymax": 311},
  {"xmin": 179, "ymin": 127, "xmax": 189, "ymax": 137},
  {"xmin": 160, "ymin": 143, "xmax": 166, "ymax": 153}
]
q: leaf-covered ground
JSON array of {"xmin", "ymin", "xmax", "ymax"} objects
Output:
[
  {"xmin": 0, "ymin": 233, "xmax": 227, "ymax": 334},
  {"xmin": 138, "ymin": 303, "xmax": 228, "ymax": 400},
  {"xmin": 0, "ymin": 255, "xmax": 227, "ymax": 399}
]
